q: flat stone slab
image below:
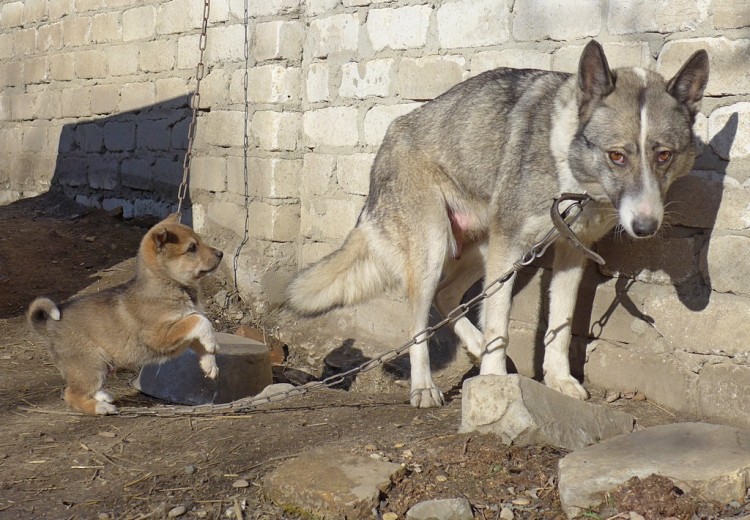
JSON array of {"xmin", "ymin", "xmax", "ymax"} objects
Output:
[
  {"xmin": 133, "ymin": 332, "xmax": 272, "ymax": 405},
  {"xmin": 406, "ymin": 498, "xmax": 473, "ymax": 520},
  {"xmin": 459, "ymin": 375, "xmax": 635, "ymax": 450},
  {"xmin": 263, "ymin": 448, "xmax": 404, "ymax": 520},
  {"xmin": 558, "ymin": 422, "xmax": 750, "ymax": 518}
]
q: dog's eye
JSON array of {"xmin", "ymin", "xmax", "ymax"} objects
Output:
[
  {"xmin": 608, "ymin": 151, "xmax": 627, "ymax": 166},
  {"xmin": 657, "ymin": 150, "xmax": 673, "ymax": 164},
  {"xmin": 186, "ymin": 243, "xmax": 197, "ymax": 253}
]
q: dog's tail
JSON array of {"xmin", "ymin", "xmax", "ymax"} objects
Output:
[
  {"xmin": 286, "ymin": 226, "xmax": 394, "ymax": 316},
  {"xmin": 27, "ymin": 297, "xmax": 61, "ymax": 334}
]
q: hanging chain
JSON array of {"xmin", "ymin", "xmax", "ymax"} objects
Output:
[
  {"xmin": 176, "ymin": 0, "xmax": 211, "ymax": 220},
  {"xmin": 113, "ymin": 194, "xmax": 597, "ymax": 417},
  {"xmin": 230, "ymin": 0, "xmax": 252, "ymax": 295}
]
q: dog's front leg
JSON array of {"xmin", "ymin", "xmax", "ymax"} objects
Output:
[
  {"xmin": 159, "ymin": 314, "xmax": 220, "ymax": 379},
  {"xmin": 542, "ymin": 241, "xmax": 589, "ymax": 399}
]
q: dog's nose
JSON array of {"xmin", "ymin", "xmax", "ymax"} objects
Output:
[
  {"xmin": 216, "ymin": 250, "xmax": 223, "ymax": 259},
  {"xmin": 632, "ymin": 216, "xmax": 658, "ymax": 237}
]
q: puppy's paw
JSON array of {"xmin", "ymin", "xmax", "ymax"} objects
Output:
[
  {"xmin": 94, "ymin": 390, "xmax": 115, "ymax": 403},
  {"xmin": 409, "ymin": 386, "xmax": 445, "ymax": 408},
  {"xmin": 94, "ymin": 402, "xmax": 118, "ymax": 415},
  {"xmin": 545, "ymin": 374, "xmax": 589, "ymax": 400},
  {"xmin": 200, "ymin": 354, "xmax": 219, "ymax": 379}
]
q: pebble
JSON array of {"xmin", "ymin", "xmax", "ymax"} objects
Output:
[
  {"xmin": 232, "ymin": 479, "xmax": 249, "ymax": 488},
  {"xmin": 383, "ymin": 513, "xmax": 398, "ymax": 520},
  {"xmin": 97, "ymin": 431, "xmax": 116, "ymax": 438},
  {"xmin": 168, "ymin": 505, "xmax": 187, "ymax": 518},
  {"xmin": 605, "ymin": 392, "xmax": 621, "ymax": 403},
  {"xmin": 184, "ymin": 464, "xmax": 196, "ymax": 475},
  {"xmin": 436, "ymin": 475, "xmax": 448, "ymax": 482},
  {"xmin": 633, "ymin": 392, "xmax": 647, "ymax": 401},
  {"xmin": 402, "ymin": 449, "xmax": 413, "ymax": 459},
  {"xmin": 629, "ymin": 512, "xmax": 645, "ymax": 520},
  {"xmin": 511, "ymin": 498, "xmax": 530, "ymax": 506},
  {"xmin": 500, "ymin": 507, "xmax": 514, "ymax": 520},
  {"xmin": 98, "ymin": 514, "xmax": 110, "ymax": 520}
]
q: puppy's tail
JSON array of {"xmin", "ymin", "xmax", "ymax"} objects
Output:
[
  {"xmin": 27, "ymin": 297, "xmax": 61, "ymax": 334},
  {"xmin": 286, "ymin": 226, "xmax": 393, "ymax": 316}
]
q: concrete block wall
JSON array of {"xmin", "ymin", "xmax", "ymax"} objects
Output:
[{"xmin": 2, "ymin": 0, "xmax": 750, "ymax": 426}]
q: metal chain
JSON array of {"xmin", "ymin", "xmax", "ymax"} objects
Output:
[
  {"xmin": 175, "ymin": 0, "xmax": 211, "ymax": 220},
  {"xmin": 115, "ymin": 194, "xmax": 594, "ymax": 417},
  {"xmin": 231, "ymin": 0, "xmax": 252, "ymax": 294}
]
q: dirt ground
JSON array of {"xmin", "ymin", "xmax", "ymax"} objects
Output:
[{"xmin": 0, "ymin": 193, "xmax": 748, "ymax": 520}]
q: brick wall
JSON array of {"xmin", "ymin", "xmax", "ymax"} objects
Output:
[{"xmin": 2, "ymin": 0, "xmax": 750, "ymax": 426}]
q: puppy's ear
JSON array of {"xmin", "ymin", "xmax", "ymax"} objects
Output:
[
  {"xmin": 152, "ymin": 227, "xmax": 172, "ymax": 250},
  {"xmin": 164, "ymin": 213, "xmax": 180, "ymax": 223},
  {"xmin": 577, "ymin": 40, "xmax": 615, "ymax": 119},
  {"xmin": 667, "ymin": 49, "xmax": 709, "ymax": 118}
]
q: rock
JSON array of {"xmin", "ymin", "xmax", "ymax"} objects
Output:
[
  {"xmin": 263, "ymin": 448, "xmax": 404, "ymax": 519},
  {"xmin": 232, "ymin": 479, "xmax": 249, "ymax": 488},
  {"xmin": 167, "ymin": 505, "xmax": 186, "ymax": 518},
  {"xmin": 558, "ymin": 422, "xmax": 750, "ymax": 518},
  {"xmin": 184, "ymin": 464, "xmax": 196, "ymax": 475},
  {"xmin": 406, "ymin": 498, "xmax": 473, "ymax": 520},
  {"xmin": 459, "ymin": 375, "xmax": 636, "ymax": 450},
  {"xmin": 383, "ymin": 513, "xmax": 398, "ymax": 520},
  {"xmin": 255, "ymin": 383, "xmax": 296, "ymax": 403},
  {"xmin": 500, "ymin": 507, "xmax": 514, "ymax": 520}
]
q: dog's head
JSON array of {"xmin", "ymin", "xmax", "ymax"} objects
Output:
[
  {"xmin": 140, "ymin": 214, "xmax": 223, "ymax": 287},
  {"xmin": 568, "ymin": 40, "xmax": 709, "ymax": 238}
]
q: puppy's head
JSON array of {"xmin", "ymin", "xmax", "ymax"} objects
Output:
[{"xmin": 140, "ymin": 214, "xmax": 223, "ymax": 287}]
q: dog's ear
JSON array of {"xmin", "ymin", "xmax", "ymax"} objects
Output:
[
  {"xmin": 577, "ymin": 40, "xmax": 615, "ymax": 117},
  {"xmin": 164, "ymin": 213, "xmax": 180, "ymax": 223},
  {"xmin": 667, "ymin": 49, "xmax": 709, "ymax": 117},
  {"xmin": 152, "ymin": 227, "xmax": 173, "ymax": 250}
]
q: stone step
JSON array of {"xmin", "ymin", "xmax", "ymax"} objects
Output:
[{"xmin": 558, "ymin": 422, "xmax": 750, "ymax": 518}]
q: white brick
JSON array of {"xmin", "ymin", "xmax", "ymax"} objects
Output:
[
  {"xmin": 191, "ymin": 156, "xmax": 227, "ymax": 192},
  {"xmin": 24, "ymin": 57, "xmax": 48, "ymax": 84},
  {"xmin": 104, "ymin": 121, "xmax": 136, "ymax": 151},
  {"xmin": 337, "ymin": 153, "xmax": 373, "ymax": 196},
  {"xmin": 120, "ymin": 82, "xmax": 155, "ymax": 112},
  {"xmin": 553, "ymin": 42, "xmax": 653, "ymax": 74},
  {"xmin": 514, "ymin": 0, "xmax": 602, "ymax": 41},
  {"xmin": 202, "ymin": 110, "xmax": 245, "ymax": 147},
  {"xmin": 0, "ymin": 94, "xmax": 11, "ymax": 121},
  {"xmin": 201, "ymin": 69, "xmax": 230, "ymax": 107},
  {"xmin": 91, "ymin": 84, "xmax": 119, "ymax": 114},
  {"xmin": 608, "ymin": 0, "xmax": 710, "ymax": 35},
  {"xmin": 137, "ymin": 120, "xmax": 172, "ymax": 151},
  {"xmin": 156, "ymin": 77, "xmax": 190, "ymax": 104},
  {"xmin": 63, "ymin": 16, "xmax": 91, "ymax": 46},
  {"xmin": 709, "ymin": 103, "xmax": 750, "ymax": 160},
  {"xmin": 139, "ymin": 40, "xmax": 175, "ymax": 73},
  {"xmin": 303, "ymin": 106, "xmax": 359, "ymax": 148},
  {"xmin": 229, "ymin": 0, "xmax": 301, "ymax": 17},
  {"xmin": 397, "ymin": 55, "xmax": 465, "ymax": 100},
  {"xmin": 61, "ymin": 87, "xmax": 91, "ymax": 117},
  {"xmin": 714, "ymin": 0, "xmax": 750, "ymax": 30},
  {"xmin": 301, "ymin": 197, "xmax": 362, "ymax": 241},
  {"xmin": 49, "ymin": 0, "xmax": 74, "ymax": 20},
  {"xmin": 367, "ymin": 6, "xmax": 431, "ymax": 51},
  {"xmin": 105, "ymin": 44, "xmax": 139, "ymax": 76},
  {"xmin": 437, "ymin": 0, "xmax": 510, "ymax": 49},
  {"xmin": 206, "ymin": 24, "xmax": 245, "ymax": 65},
  {"xmin": 364, "ymin": 103, "xmax": 421, "ymax": 146},
  {"xmin": 248, "ymin": 201, "xmax": 300, "ymax": 242},
  {"xmin": 37, "ymin": 22, "xmax": 63, "ymax": 52},
  {"xmin": 306, "ymin": 0, "xmax": 338, "ymax": 16},
  {"xmin": 92, "ymin": 12, "xmax": 121, "ymax": 43},
  {"xmin": 657, "ymin": 38, "xmax": 750, "ymax": 97},
  {"xmin": 75, "ymin": 50, "xmax": 107, "ymax": 79},
  {"xmin": 302, "ymin": 153, "xmax": 336, "ymax": 197},
  {"xmin": 251, "ymin": 111, "xmax": 301, "ymax": 151},
  {"xmin": 123, "ymin": 5, "xmax": 155, "ymax": 41},
  {"xmin": 23, "ymin": 126, "xmax": 47, "ymax": 152},
  {"xmin": 306, "ymin": 62, "xmax": 330, "ymax": 103},
  {"xmin": 247, "ymin": 157, "xmax": 302, "ymax": 199},
  {"xmin": 13, "ymin": 28, "xmax": 35, "ymax": 56},
  {"xmin": 11, "ymin": 93, "xmax": 37, "ymax": 121},
  {"xmin": 471, "ymin": 50, "xmax": 552, "ymax": 75},
  {"xmin": 156, "ymin": 0, "xmax": 203, "ymax": 35},
  {"xmin": 24, "ymin": 0, "xmax": 46, "ymax": 23},
  {"xmin": 308, "ymin": 13, "xmax": 359, "ymax": 58},
  {"xmin": 255, "ymin": 20, "xmax": 305, "ymax": 61},
  {"xmin": 339, "ymin": 59, "xmax": 393, "ymax": 99},
  {"xmin": 0, "ymin": 2, "xmax": 24, "ymax": 28},
  {"xmin": 248, "ymin": 65, "xmax": 302, "ymax": 104},
  {"xmin": 177, "ymin": 34, "xmax": 201, "ymax": 70}
]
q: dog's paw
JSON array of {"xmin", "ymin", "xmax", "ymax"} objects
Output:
[
  {"xmin": 409, "ymin": 386, "xmax": 445, "ymax": 408},
  {"xmin": 94, "ymin": 402, "xmax": 118, "ymax": 415},
  {"xmin": 94, "ymin": 390, "xmax": 115, "ymax": 403},
  {"xmin": 545, "ymin": 374, "xmax": 589, "ymax": 400},
  {"xmin": 200, "ymin": 354, "xmax": 219, "ymax": 379}
]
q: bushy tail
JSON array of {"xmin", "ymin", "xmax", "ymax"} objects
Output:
[
  {"xmin": 286, "ymin": 227, "xmax": 393, "ymax": 316},
  {"xmin": 27, "ymin": 297, "xmax": 61, "ymax": 334}
]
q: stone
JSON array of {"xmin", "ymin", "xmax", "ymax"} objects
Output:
[
  {"xmin": 120, "ymin": 82, "xmax": 156, "ymax": 113},
  {"xmin": 206, "ymin": 25, "xmax": 245, "ymax": 66},
  {"xmin": 406, "ymin": 498, "xmax": 473, "ymax": 520},
  {"xmin": 339, "ymin": 59, "xmax": 393, "ymax": 99},
  {"xmin": 139, "ymin": 40, "xmax": 175, "ymax": 73},
  {"xmin": 303, "ymin": 106, "xmax": 359, "ymax": 148},
  {"xmin": 254, "ymin": 20, "xmax": 304, "ymax": 62},
  {"xmin": 255, "ymin": 383, "xmax": 296, "ymax": 403},
  {"xmin": 397, "ymin": 56, "xmax": 465, "ymax": 101},
  {"xmin": 251, "ymin": 111, "xmax": 301, "ymax": 152},
  {"xmin": 363, "ymin": 103, "xmax": 422, "ymax": 146},
  {"xmin": 696, "ymin": 363, "xmax": 750, "ymax": 429},
  {"xmin": 263, "ymin": 448, "xmax": 404, "ymax": 519},
  {"xmin": 709, "ymin": 102, "xmax": 750, "ymax": 160},
  {"xmin": 306, "ymin": 62, "xmax": 330, "ymax": 103},
  {"xmin": 558, "ymin": 422, "xmax": 750, "ymax": 518},
  {"xmin": 336, "ymin": 153, "xmax": 373, "ymax": 196},
  {"xmin": 713, "ymin": 0, "xmax": 750, "ymax": 29},
  {"xmin": 167, "ymin": 505, "xmax": 186, "ymax": 518},
  {"xmin": 459, "ymin": 375, "xmax": 635, "ymax": 450},
  {"xmin": 122, "ymin": 5, "xmax": 156, "ymax": 42},
  {"xmin": 133, "ymin": 332, "xmax": 273, "ymax": 405},
  {"xmin": 703, "ymin": 234, "xmax": 750, "ymax": 295},
  {"xmin": 301, "ymin": 197, "xmax": 362, "ymax": 241},
  {"xmin": 308, "ymin": 13, "xmax": 359, "ymax": 58},
  {"xmin": 248, "ymin": 65, "xmax": 302, "ymax": 104}
]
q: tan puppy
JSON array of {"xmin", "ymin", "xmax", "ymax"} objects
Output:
[{"xmin": 27, "ymin": 214, "xmax": 223, "ymax": 415}]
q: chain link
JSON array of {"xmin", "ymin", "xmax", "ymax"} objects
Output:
[
  {"xmin": 175, "ymin": 0, "xmax": 211, "ymax": 220},
  {"xmin": 115, "ymin": 194, "xmax": 594, "ymax": 417}
]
